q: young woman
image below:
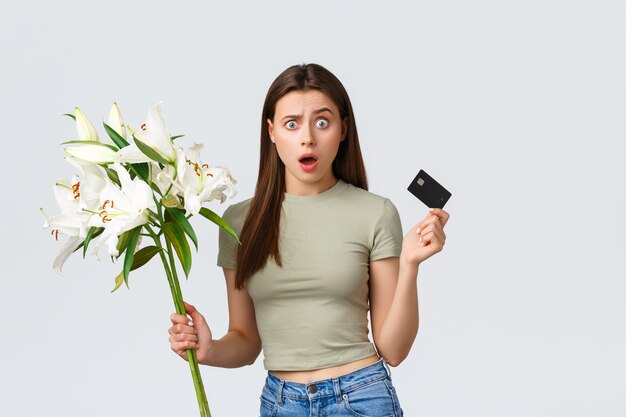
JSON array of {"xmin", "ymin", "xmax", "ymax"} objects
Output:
[{"xmin": 168, "ymin": 63, "xmax": 450, "ymax": 417}]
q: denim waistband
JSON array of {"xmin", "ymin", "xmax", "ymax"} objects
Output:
[{"xmin": 265, "ymin": 358, "xmax": 392, "ymax": 402}]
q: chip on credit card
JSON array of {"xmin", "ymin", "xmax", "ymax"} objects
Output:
[{"xmin": 407, "ymin": 169, "xmax": 451, "ymax": 209}]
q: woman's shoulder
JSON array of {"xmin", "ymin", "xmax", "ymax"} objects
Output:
[
  {"xmin": 220, "ymin": 197, "xmax": 253, "ymax": 222},
  {"xmin": 342, "ymin": 181, "xmax": 395, "ymax": 209}
]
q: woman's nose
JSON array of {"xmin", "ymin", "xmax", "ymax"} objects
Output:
[{"xmin": 300, "ymin": 125, "xmax": 315, "ymax": 146}]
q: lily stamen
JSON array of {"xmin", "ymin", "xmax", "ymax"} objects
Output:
[
  {"xmin": 101, "ymin": 200, "xmax": 115, "ymax": 210},
  {"xmin": 99, "ymin": 210, "xmax": 112, "ymax": 223},
  {"xmin": 72, "ymin": 182, "xmax": 81, "ymax": 200}
]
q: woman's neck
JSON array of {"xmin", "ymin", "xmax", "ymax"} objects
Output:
[{"xmin": 284, "ymin": 171, "xmax": 339, "ymax": 196}]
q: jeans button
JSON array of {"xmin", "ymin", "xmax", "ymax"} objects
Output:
[{"xmin": 307, "ymin": 384, "xmax": 318, "ymax": 394}]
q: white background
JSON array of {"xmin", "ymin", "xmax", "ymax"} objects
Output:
[{"xmin": 1, "ymin": 1, "xmax": 625, "ymax": 416}]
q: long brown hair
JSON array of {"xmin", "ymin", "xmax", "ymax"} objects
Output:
[{"xmin": 234, "ymin": 63, "xmax": 368, "ymax": 289}]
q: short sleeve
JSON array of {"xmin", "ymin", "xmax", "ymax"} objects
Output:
[
  {"xmin": 217, "ymin": 205, "xmax": 238, "ymax": 270},
  {"xmin": 369, "ymin": 198, "xmax": 403, "ymax": 262}
]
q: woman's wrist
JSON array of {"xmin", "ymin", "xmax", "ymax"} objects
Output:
[
  {"xmin": 197, "ymin": 338, "xmax": 215, "ymax": 365},
  {"xmin": 399, "ymin": 254, "xmax": 420, "ymax": 270}
]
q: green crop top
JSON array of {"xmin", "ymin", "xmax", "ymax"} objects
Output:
[{"xmin": 216, "ymin": 179, "xmax": 403, "ymax": 371}]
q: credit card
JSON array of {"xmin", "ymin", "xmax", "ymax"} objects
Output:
[{"xmin": 407, "ymin": 169, "xmax": 451, "ymax": 209}]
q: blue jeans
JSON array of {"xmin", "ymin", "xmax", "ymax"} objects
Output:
[{"xmin": 259, "ymin": 358, "xmax": 404, "ymax": 417}]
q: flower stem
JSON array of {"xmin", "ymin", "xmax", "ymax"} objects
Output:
[
  {"xmin": 164, "ymin": 236, "xmax": 211, "ymax": 417},
  {"xmin": 146, "ymin": 224, "xmax": 211, "ymax": 417}
]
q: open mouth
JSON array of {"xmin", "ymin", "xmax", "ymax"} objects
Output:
[{"xmin": 299, "ymin": 157, "xmax": 317, "ymax": 165}]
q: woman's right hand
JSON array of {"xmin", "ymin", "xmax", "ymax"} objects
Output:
[{"xmin": 169, "ymin": 301, "xmax": 213, "ymax": 364}]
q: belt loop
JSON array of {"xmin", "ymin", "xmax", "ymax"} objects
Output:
[
  {"xmin": 332, "ymin": 377, "xmax": 342, "ymax": 403},
  {"xmin": 276, "ymin": 379, "xmax": 284, "ymax": 406},
  {"xmin": 382, "ymin": 358, "xmax": 392, "ymax": 379}
]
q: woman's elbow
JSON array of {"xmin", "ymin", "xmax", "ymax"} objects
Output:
[{"xmin": 383, "ymin": 356, "xmax": 404, "ymax": 367}]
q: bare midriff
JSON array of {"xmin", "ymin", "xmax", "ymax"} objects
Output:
[{"xmin": 269, "ymin": 354, "xmax": 381, "ymax": 383}]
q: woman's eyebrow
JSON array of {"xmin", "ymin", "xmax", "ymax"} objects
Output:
[{"xmin": 281, "ymin": 107, "xmax": 333, "ymax": 121}]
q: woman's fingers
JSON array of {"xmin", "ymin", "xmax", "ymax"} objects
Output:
[
  {"xmin": 172, "ymin": 332, "xmax": 198, "ymax": 343},
  {"xmin": 169, "ymin": 311, "xmax": 198, "ymax": 359},
  {"xmin": 416, "ymin": 222, "xmax": 446, "ymax": 247},
  {"xmin": 168, "ymin": 301, "xmax": 214, "ymax": 365},
  {"xmin": 170, "ymin": 313, "xmax": 196, "ymax": 333},
  {"xmin": 416, "ymin": 214, "xmax": 441, "ymax": 232},
  {"xmin": 170, "ymin": 332, "xmax": 199, "ymax": 358},
  {"xmin": 428, "ymin": 208, "xmax": 450, "ymax": 227},
  {"xmin": 170, "ymin": 312, "xmax": 194, "ymax": 326},
  {"xmin": 421, "ymin": 231, "xmax": 443, "ymax": 249},
  {"xmin": 170, "ymin": 332, "xmax": 199, "ymax": 348}
]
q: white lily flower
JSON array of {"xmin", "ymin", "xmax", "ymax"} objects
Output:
[
  {"xmin": 43, "ymin": 176, "xmax": 91, "ymax": 238},
  {"xmin": 75, "ymin": 107, "xmax": 99, "ymax": 141},
  {"xmin": 88, "ymin": 162, "xmax": 155, "ymax": 258},
  {"xmin": 163, "ymin": 142, "xmax": 237, "ymax": 215},
  {"xmin": 41, "ymin": 175, "xmax": 99, "ymax": 276},
  {"xmin": 152, "ymin": 162, "xmax": 176, "ymax": 195},
  {"xmin": 65, "ymin": 143, "xmax": 117, "ymax": 164},
  {"xmin": 64, "ymin": 157, "xmax": 108, "ymax": 211},
  {"xmin": 107, "ymin": 102, "xmax": 126, "ymax": 140},
  {"xmin": 131, "ymin": 102, "xmax": 177, "ymax": 164},
  {"xmin": 183, "ymin": 165, "xmax": 237, "ymax": 215}
]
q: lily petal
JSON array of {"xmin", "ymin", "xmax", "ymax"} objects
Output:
[
  {"xmin": 186, "ymin": 142, "xmax": 203, "ymax": 163},
  {"xmin": 107, "ymin": 103, "xmax": 126, "ymax": 140},
  {"xmin": 65, "ymin": 143, "xmax": 117, "ymax": 164},
  {"xmin": 75, "ymin": 107, "xmax": 99, "ymax": 142},
  {"xmin": 54, "ymin": 177, "xmax": 79, "ymax": 214},
  {"xmin": 115, "ymin": 143, "xmax": 153, "ymax": 164},
  {"xmin": 53, "ymin": 236, "xmax": 84, "ymax": 276},
  {"xmin": 133, "ymin": 102, "xmax": 177, "ymax": 163}
]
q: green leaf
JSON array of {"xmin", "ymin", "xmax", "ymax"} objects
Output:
[
  {"xmin": 161, "ymin": 194, "xmax": 184, "ymax": 210},
  {"xmin": 163, "ymin": 221, "xmax": 192, "ymax": 278},
  {"xmin": 63, "ymin": 113, "xmax": 76, "ymax": 120},
  {"xmin": 131, "ymin": 163, "xmax": 150, "ymax": 182},
  {"xmin": 122, "ymin": 226, "xmax": 143, "ymax": 287},
  {"xmin": 111, "ymin": 246, "xmax": 162, "ymax": 293},
  {"xmin": 60, "ymin": 140, "xmax": 118, "ymax": 152},
  {"xmin": 72, "ymin": 227, "xmax": 104, "ymax": 254},
  {"xmin": 149, "ymin": 181, "xmax": 164, "ymax": 196},
  {"xmin": 171, "ymin": 134, "xmax": 185, "ymax": 141},
  {"xmin": 82, "ymin": 226, "xmax": 105, "ymax": 258},
  {"xmin": 166, "ymin": 207, "xmax": 198, "ymax": 251},
  {"xmin": 130, "ymin": 246, "xmax": 163, "ymax": 270},
  {"xmin": 102, "ymin": 166, "xmax": 121, "ymax": 187},
  {"xmin": 103, "ymin": 122, "xmax": 130, "ymax": 149},
  {"xmin": 111, "ymin": 271, "xmax": 127, "ymax": 293},
  {"xmin": 115, "ymin": 229, "xmax": 133, "ymax": 258},
  {"xmin": 133, "ymin": 134, "xmax": 170, "ymax": 166},
  {"xmin": 199, "ymin": 207, "xmax": 241, "ymax": 245},
  {"xmin": 163, "ymin": 208, "xmax": 173, "ymax": 223},
  {"xmin": 101, "ymin": 125, "xmax": 151, "ymax": 181}
]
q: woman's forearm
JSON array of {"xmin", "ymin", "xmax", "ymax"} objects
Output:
[
  {"xmin": 376, "ymin": 257, "xmax": 420, "ymax": 366},
  {"xmin": 200, "ymin": 330, "xmax": 262, "ymax": 368}
]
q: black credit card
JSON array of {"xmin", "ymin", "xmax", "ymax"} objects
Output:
[{"xmin": 407, "ymin": 169, "xmax": 451, "ymax": 209}]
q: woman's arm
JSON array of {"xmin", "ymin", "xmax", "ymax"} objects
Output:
[
  {"xmin": 369, "ymin": 256, "xmax": 419, "ymax": 367},
  {"xmin": 369, "ymin": 208, "xmax": 449, "ymax": 366},
  {"xmin": 170, "ymin": 267, "xmax": 262, "ymax": 368},
  {"xmin": 202, "ymin": 267, "xmax": 262, "ymax": 367}
]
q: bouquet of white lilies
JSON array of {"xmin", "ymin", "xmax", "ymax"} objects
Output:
[{"xmin": 40, "ymin": 102, "xmax": 239, "ymax": 417}]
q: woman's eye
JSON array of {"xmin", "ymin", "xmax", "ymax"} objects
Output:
[
  {"xmin": 286, "ymin": 121, "xmax": 297, "ymax": 129},
  {"xmin": 316, "ymin": 119, "xmax": 328, "ymax": 128}
]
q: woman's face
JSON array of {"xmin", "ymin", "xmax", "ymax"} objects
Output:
[{"xmin": 267, "ymin": 89, "xmax": 347, "ymax": 195}]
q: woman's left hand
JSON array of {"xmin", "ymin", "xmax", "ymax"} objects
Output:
[{"xmin": 401, "ymin": 208, "xmax": 450, "ymax": 267}]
